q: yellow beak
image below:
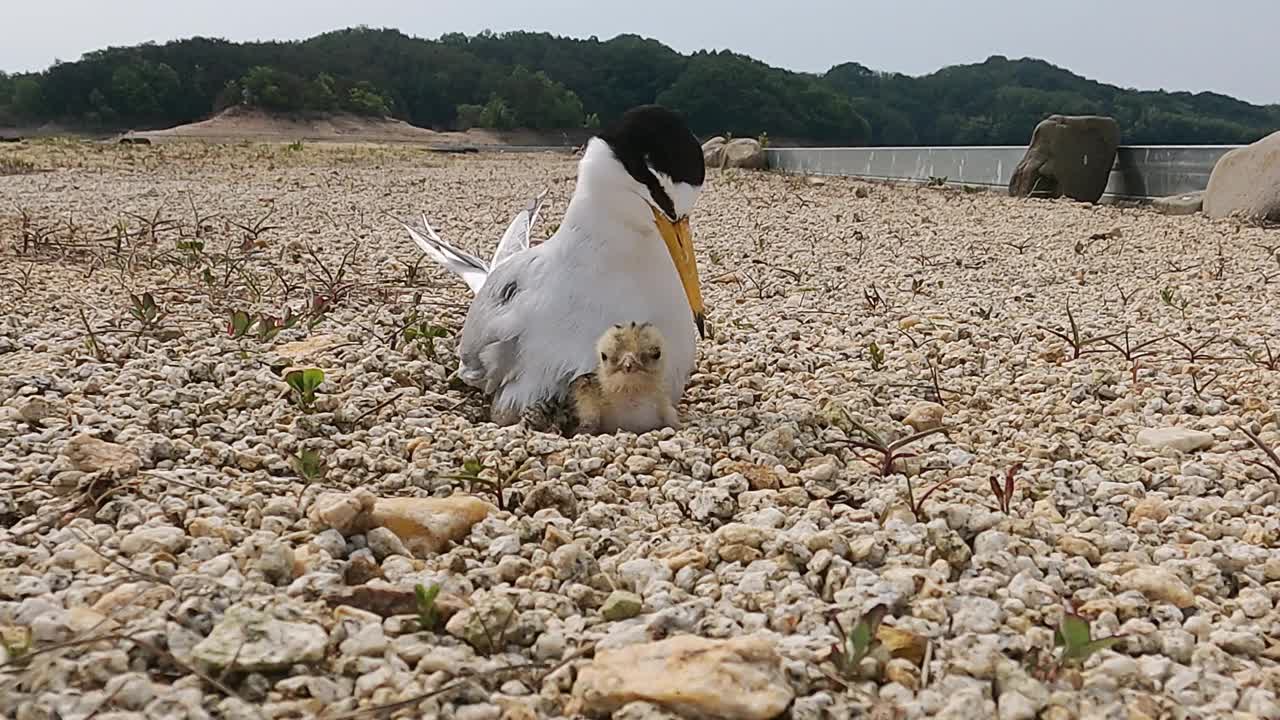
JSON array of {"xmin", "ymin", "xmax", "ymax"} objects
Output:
[{"xmin": 651, "ymin": 206, "xmax": 705, "ymax": 338}]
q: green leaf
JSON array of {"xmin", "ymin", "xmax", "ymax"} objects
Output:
[
  {"xmin": 415, "ymin": 583, "xmax": 442, "ymax": 630},
  {"xmin": 302, "ymin": 368, "xmax": 325, "ymax": 393},
  {"xmin": 1055, "ymin": 614, "xmax": 1122, "ymax": 666},
  {"xmin": 1058, "ymin": 614, "xmax": 1092, "ymax": 648},
  {"xmin": 847, "ymin": 603, "xmax": 887, "ymax": 660},
  {"xmin": 285, "ymin": 367, "xmax": 325, "ymax": 409},
  {"xmin": 289, "ymin": 448, "xmax": 326, "ymax": 481},
  {"xmin": 1082, "ymin": 637, "xmax": 1123, "ymax": 655},
  {"xmin": 285, "ymin": 370, "xmax": 306, "ymax": 395},
  {"xmin": 229, "ymin": 310, "xmax": 252, "ymax": 338}
]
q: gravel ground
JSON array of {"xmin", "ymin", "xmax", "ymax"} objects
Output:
[{"xmin": 2, "ymin": 140, "xmax": 1280, "ymax": 720}]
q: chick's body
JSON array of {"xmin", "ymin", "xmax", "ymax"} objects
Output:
[{"xmin": 572, "ymin": 322, "xmax": 680, "ymax": 434}]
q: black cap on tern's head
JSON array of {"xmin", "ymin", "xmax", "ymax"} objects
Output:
[
  {"xmin": 589, "ymin": 105, "xmax": 708, "ymax": 341},
  {"xmin": 598, "ymin": 104, "xmax": 705, "ymax": 222}
]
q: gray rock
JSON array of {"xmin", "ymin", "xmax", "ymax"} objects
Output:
[
  {"xmin": 191, "ymin": 606, "xmax": 326, "ymax": 672},
  {"xmin": 445, "ymin": 595, "xmax": 517, "ymax": 653},
  {"xmin": 751, "ymin": 425, "xmax": 797, "ymax": 457},
  {"xmin": 1136, "ymin": 427, "xmax": 1213, "ymax": 453},
  {"xmin": 1009, "ymin": 115, "xmax": 1120, "ymax": 203},
  {"xmin": 702, "ymin": 137, "xmax": 726, "ymax": 167},
  {"xmin": 723, "ymin": 138, "xmax": 767, "ymax": 170},
  {"xmin": 1152, "ymin": 192, "xmax": 1203, "ymax": 216},
  {"xmin": 455, "ymin": 704, "xmax": 502, "ymax": 720},
  {"xmin": 254, "ymin": 542, "xmax": 295, "ymax": 585},
  {"xmin": 997, "ymin": 691, "xmax": 1037, "ymax": 720},
  {"xmin": 339, "ymin": 622, "xmax": 388, "ymax": 657},
  {"xmin": 949, "ymin": 597, "xmax": 1003, "ymax": 634},
  {"xmin": 119, "ymin": 526, "xmax": 188, "ymax": 555},
  {"xmin": 617, "ymin": 559, "xmax": 673, "ymax": 595},
  {"xmin": 365, "ymin": 527, "xmax": 409, "ymax": 560},
  {"xmin": 1204, "ymin": 130, "xmax": 1280, "ymax": 221},
  {"xmin": 601, "ymin": 590, "xmax": 644, "ymax": 621}
]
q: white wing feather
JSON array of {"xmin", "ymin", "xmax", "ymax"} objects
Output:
[
  {"xmin": 400, "ymin": 215, "xmax": 489, "ymax": 294},
  {"xmin": 402, "ymin": 188, "xmax": 549, "ymax": 296},
  {"xmin": 489, "ymin": 188, "xmax": 548, "ymax": 269}
]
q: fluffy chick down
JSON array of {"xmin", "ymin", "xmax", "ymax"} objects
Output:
[{"xmin": 570, "ymin": 322, "xmax": 681, "ymax": 435}]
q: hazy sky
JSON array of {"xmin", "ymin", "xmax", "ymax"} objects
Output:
[{"xmin": 3, "ymin": 0, "xmax": 1275, "ymax": 105}]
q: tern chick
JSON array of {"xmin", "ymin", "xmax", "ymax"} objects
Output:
[{"xmin": 571, "ymin": 322, "xmax": 681, "ymax": 435}]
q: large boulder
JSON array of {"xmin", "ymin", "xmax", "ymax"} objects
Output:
[
  {"xmin": 1203, "ymin": 131, "xmax": 1280, "ymax": 221},
  {"xmin": 723, "ymin": 138, "xmax": 767, "ymax": 170},
  {"xmin": 701, "ymin": 136, "xmax": 726, "ymax": 167},
  {"xmin": 1009, "ymin": 115, "xmax": 1120, "ymax": 204}
]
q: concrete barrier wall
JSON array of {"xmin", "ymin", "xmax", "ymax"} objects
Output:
[{"xmin": 764, "ymin": 145, "xmax": 1239, "ymax": 200}]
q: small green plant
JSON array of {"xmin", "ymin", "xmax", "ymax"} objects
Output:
[
  {"xmin": 910, "ymin": 277, "xmax": 926, "ymax": 299},
  {"xmin": 908, "ymin": 477, "xmax": 958, "ymax": 522},
  {"xmin": 228, "ymin": 310, "xmax": 254, "ymax": 339},
  {"xmin": 1039, "ymin": 299, "xmax": 1120, "ymax": 360},
  {"xmin": 288, "ymin": 448, "xmax": 327, "ymax": 482},
  {"xmin": 78, "ymin": 309, "xmax": 106, "ymax": 362},
  {"xmin": 830, "ymin": 603, "xmax": 887, "ymax": 678},
  {"xmin": 830, "ymin": 410, "xmax": 948, "ymax": 479},
  {"xmin": 414, "ymin": 583, "xmax": 443, "ymax": 631},
  {"xmin": 866, "ymin": 342, "xmax": 886, "ymax": 371},
  {"xmin": 128, "ymin": 292, "xmax": 164, "ymax": 331},
  {"xmin": 440, "ymin": 456, "xmax": 533, "ymax": 512},
  {"xmin": 1242, "ymin": 427, "xmax": 1280, "ymax": 482},
  {"xmin": 1170, "ymin": 335, "xmax": 1225, "ymax": 365},
  {"xmin": 926, "ymin": 176, "xmax": 947, "ymax": 187},
  {"xmin": 254, "ymin": 311, "xmax": 296, "ymax": 342},
  {"xmin": 989, "ymin": 462, "xmax": 1021, "ymax": 515},
  {"xmin": 826, "ymin": 408, "xmax": 950, "ymax": 522},
  {"xmin": 1054, "ymin": 612, "xmax": 1122, "ymax": 668},
  {"xmin": 863, "ymin": 284, "xmax": 888, "ymax": 312},
  {"xmin": 1160, "ymin": 286, "xmax": 1191, "ymax": 319},
  {"xmin": 285, "ymin": 368, "xmax": 325, "ymax": 410},
  {"xmin": 758, "ymin": 131, "xmax": 770, "ymax": 149},
  {"xmin": 285, "ymin": 140, "xmax": 305, "ymax": 152},
  {"xmin": 1114, "ymin": 285, "xmax": 1139, "ymax": 310},
  {"xmin": 1244, "ymin": 338, "xmax": 1280, "ymax": 372},
  {"xmin": 403, "ymin": 318, "xmax": 451, "ymax": 359},
  {"xmin": 228, "ymin": 308, "xmax": 299, "ymax": 342},
  {"xmin": 176, "ymin": 238, "xmax": 205, "ymax": 255},
  {"xmin": 1102, "ymin": 328, "xmax": 1166, "ymax": 363}
]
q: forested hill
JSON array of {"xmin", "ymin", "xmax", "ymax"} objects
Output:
[{"xmin": 2, "ymin": 27, "xmax": 1277, "ymax": 145}]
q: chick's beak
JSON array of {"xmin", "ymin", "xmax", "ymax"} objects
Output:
[
  {"xmin": 622, "ymin": 354, "xmax": 638, "ymax": 373},
  {"xmin": 651, "ymin": 206, "xmax": 705, "ymax": 339}
]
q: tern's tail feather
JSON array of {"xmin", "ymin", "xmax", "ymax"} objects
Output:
[
  {"xmin": 489, "ymin": 188, "xmax": 549, "ymax": 269},
  {"xmin": 401, "ymin": 215, "xmax": 489, "ymax": 294}
]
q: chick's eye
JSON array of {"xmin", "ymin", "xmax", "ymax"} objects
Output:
[
  {"xmin": 600, "ymin": 352, "xmax": 608, "ymax": 361},
  {"xmin": 651, "ymin": 349, "xmax": 661, "ymax": 360}
]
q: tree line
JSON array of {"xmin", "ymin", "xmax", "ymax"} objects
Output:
[{"xmin": 2, "ymin": 27, "xmax": 1277, "ymax": 146}]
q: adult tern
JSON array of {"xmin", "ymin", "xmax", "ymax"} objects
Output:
[{"xmin": 404, "ymin": 104, "xmax": 706, "ymax": 425}]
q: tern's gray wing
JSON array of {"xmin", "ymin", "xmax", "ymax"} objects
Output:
[
  {"xmin": 456, "ymin": 251, "xmax": 541, "ymax": 395},
  {"xmin": 489, "ymin": 188, "xmax": 548, "ymax": 270}
]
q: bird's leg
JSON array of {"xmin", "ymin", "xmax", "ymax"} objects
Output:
[
  {"xmin": 490, "ymin": 401, "xmax": 521, "ymax": 427},
  {"xmin": 568, "ymin": 376, "xmax": 603, "ymax": 436},
  {"xmin": 575, "ymin": 405, "xmax": 602, "ymax": 435}
]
